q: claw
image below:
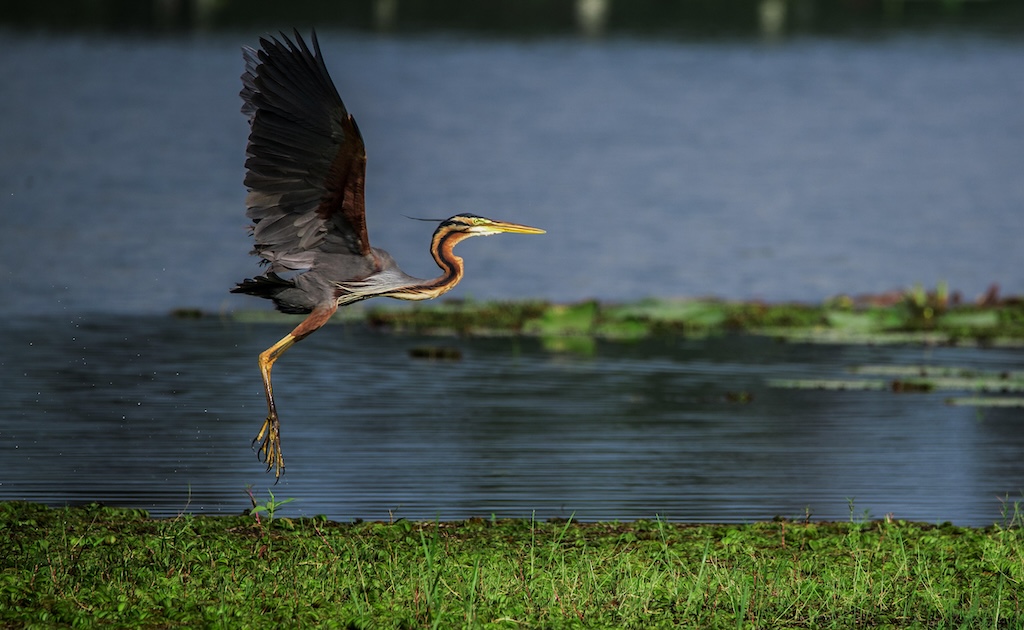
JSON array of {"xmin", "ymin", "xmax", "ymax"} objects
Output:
[{"xmin": 253, "ymin": 414, "xmax": 285, "ymax": 481}]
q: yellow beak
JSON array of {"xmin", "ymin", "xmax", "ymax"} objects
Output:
[{"xmin": 487, "ymin": 220, "xmax": 546, "ymax": 235}]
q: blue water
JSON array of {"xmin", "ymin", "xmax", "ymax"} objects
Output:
[
  {"xmin": 1, "ymin": 30, "xmax": 1023, "ymax": 525},
  {"xmin": 1, "ymin": 31, "xmax": 1022, "ymax": 314},
  {"xmin": 2, "ymin": 314, "xmax": 1023, "ymax": 525}
]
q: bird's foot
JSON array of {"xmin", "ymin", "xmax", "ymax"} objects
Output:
[{"xmin": 252, "ymin": 414, "xmax": 285, "ymax": 481}]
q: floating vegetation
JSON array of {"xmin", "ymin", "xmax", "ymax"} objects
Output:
[
  {"xmin": 408, "ymin": 346, "xmax": 463, "ymax": 360},
  {"xmin": 853, "ymin": 365, "xmax": 1024, "ymax": 393},
  {"xmin": 227, "ymin": 304, "xmax": 369, "ymax": 324},
  {"xmin": 723, "ymin": 391, "xmax": 755, "ymax": 404},
  {"xmin": 946, "ymin": 397, "xmax": 1024, "ymax": 408},
  {"xmin": 521, "ymin": 301, "xmax": 602, "ymax": 337},
  {"xmin": 772, "ymin": 364, "xmax": 1024, "ymax": 407},
  {"xmin": 768, "ymin": 379, "xmax": 889, "ymax": 391},
  {"xmin": 889, "ymin": 379, "xmax": 935, "ymax": 393},
  {"xmin": 368, "ymin": 299, "xmax": 549, "ymax": 336},
  {"xmin": 210, "ymin": 284, "xmax": 1024, "ymax": 347}
]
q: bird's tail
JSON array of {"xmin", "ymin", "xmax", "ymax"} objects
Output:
[
  {"xmin": 231, "ymin": 273, "xmax": 312, "ymax": 314},
  {"xmin": 232, "ymin": 272, "xmax": 294, "ymax": 298}
]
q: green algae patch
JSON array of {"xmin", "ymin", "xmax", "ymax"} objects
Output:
[{"xmin": 3, "ymin": 501, "xmax": 1022, "ymax": 628}]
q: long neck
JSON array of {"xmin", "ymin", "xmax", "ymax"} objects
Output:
[{"xmin": 393, "ymin": 228, "xmax": 468, "ymax": 301}]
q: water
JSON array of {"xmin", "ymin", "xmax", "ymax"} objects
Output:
[
  {"xmin": 1, "ymin": 30, "xmax": 1023, "ymax": 524},
  {"xmin": 1, "ymin": 314, "xmax": 1022, "ymax": 525},
  {"xmin": 1, "ymin": 31, "xmax": 1023, "ymax": 313}
]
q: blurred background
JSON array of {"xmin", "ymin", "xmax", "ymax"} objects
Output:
[
  {"xmin": 1, "ymin": 1, "xmax": 1023, "ymax": 524},
  {"xmin": 4, "ymin": 0, "xmax": 1024, "ymax": 38},
  {"xmin": 2, "ymin": 0, "xmax": 1023, "ymax": 313}
]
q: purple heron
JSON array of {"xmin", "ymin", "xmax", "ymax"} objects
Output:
[{"xmin": 232, "ymin": 31, "xmax": 544, "ymax": 479}]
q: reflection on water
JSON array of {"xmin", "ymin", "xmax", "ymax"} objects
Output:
[{"xmin": 2, "ymin": 314, "xmax": 1022, "ymax": 526}]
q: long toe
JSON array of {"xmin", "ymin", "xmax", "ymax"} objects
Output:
[{"xmin": 253, "ymin": 416, "xmax": 285, "ymax": 480}]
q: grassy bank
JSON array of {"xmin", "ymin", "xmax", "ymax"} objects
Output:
[{"xmin": 2, "ymin": 501, "xmax": 1022, "ymax": 627}]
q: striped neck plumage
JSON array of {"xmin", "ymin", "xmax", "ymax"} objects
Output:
[
  {"xmin": 426, "ymin": 226, "xmax": 468, "ymax": 295},
  {"xmin": 394, "ymin": 225, "xmax": 468, "ymax": 301}
]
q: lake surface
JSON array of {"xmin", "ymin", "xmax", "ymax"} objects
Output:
[
  {"xmin": 2, "ymin": 314, "xmax": 1023, "ymax": 526},
  {"xmin": 1, "ymin": 30, "xmax": 1023, "ymax": 313},
  {"xmin": 1, "ymin": 30, "xmax": 1022, "ymax": 525}
]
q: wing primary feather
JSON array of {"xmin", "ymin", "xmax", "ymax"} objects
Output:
[{"xmin": 240, "ymin": 29, "xmax": 372, "ymax": 268}]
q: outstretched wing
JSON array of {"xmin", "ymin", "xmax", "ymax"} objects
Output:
[{"xmin": 241, "ymin": 30, "xmax": 371, "ymax": 272}]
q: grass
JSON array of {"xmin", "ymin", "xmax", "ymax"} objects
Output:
[{"xmin": 2, "ymin": 501, "xmax": 1022, "ymax": 627}]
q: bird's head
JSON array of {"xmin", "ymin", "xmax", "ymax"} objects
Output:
[{"xmin": 438, "ymin": 213, "xmax": 546, "ymax": 237}]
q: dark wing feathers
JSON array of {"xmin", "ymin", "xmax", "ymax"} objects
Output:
[{"xmin": 241, "ymin": 30, "xmax": 371, "ymax": 271}]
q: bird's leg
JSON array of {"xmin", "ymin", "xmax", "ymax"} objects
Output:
[
  {"xmin": 254, "ymin": 333, "xmax": 296, "ymax": 480},
  {"xmin": 252, "ymin": 303, "xmax": 338, "ymax": 481}
]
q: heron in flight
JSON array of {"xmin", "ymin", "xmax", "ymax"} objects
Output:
[{"xmin": 232, "ymin": 31, "xmax": 544, "ymax": 479}]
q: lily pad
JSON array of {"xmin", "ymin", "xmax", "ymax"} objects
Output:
[
  {"xmin": 592, "ymin": 319, "xmax": 651, "ymax": 341},
  {"xmin": 522, "ymin": 301, "xmax": 598, "ymax": 337}
]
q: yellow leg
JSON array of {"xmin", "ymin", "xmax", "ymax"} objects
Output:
[
  {"xmin": 253, "ymin": 333, "xmax": 296, "ymax": 481},
  {"xmin": 250, "ymin": 302, "xmax": 337, "ymax": 481}
]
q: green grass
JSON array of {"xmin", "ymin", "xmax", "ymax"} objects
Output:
[{"xmin": 2, "ymin": 501, "xmax": 1022, "ymax": 628}]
